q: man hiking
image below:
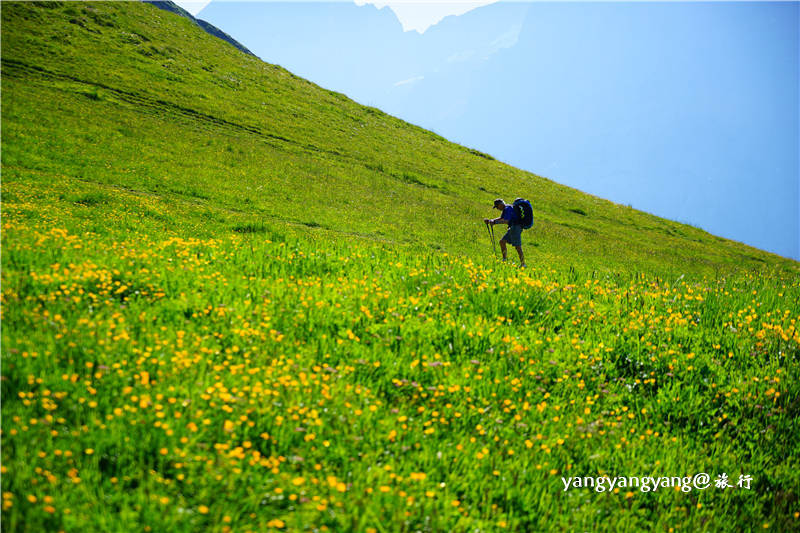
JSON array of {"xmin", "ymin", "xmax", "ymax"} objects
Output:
[{"xmin": 484, "ymin": 198, "xmax": 526, "ymax": 268}]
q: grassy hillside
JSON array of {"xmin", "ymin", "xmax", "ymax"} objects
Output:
[
  {"xmin": 2, "ymin": 2, "xmax": 799, "ymax": 532},
  {"xmin": 1, "ymin": 1, "xmax": 796, "ymax": 278}
]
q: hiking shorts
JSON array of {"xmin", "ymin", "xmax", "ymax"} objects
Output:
[{"xmin": 501, "ymin": 223, "xmax": 523, "ymax": 247}]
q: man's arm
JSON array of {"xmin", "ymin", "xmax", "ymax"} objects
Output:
[{"xmin": 484, "ymin": 217, "xmax": 510, "ymax": 225}]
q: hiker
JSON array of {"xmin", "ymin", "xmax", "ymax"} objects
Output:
[{"xmin": 484, "ymin": 198, "xmax": 526, "ymax": 267}]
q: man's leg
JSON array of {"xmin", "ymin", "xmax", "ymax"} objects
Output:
[
  {"xmin": 499, "ymin": 239, "xmax": 508, "ymax": 260},
  {"xmin": 515, "ymin": 245, "xmax": 525, "ymax": 267}
]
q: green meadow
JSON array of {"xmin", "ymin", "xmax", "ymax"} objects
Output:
[{"xmin": 2, "ymin": 2, "xmax": 799, "ymax": 532}]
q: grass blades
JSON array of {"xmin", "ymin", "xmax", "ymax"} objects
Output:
[{"xmin": 2, "ymin": 2, "xmax": 799, "ymax": 532}]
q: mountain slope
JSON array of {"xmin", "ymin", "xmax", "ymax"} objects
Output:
[
  {"xmin": 144, "ymin": 0, "xmax": 255, "ymax": 57},
  {"xmin": 3, "ymin": 4, "xmax": 800, "ymax": 532},
  {"xmin": 196, "ymin": 0, "xmax": 799, "ymax": 261},
  {"xmin": 1, "ymin": 1, "xmax": 796, "ymax": 279}
]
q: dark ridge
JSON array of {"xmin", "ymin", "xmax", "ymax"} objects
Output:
[
  {"xmin": 468, "ymin": 148, "xmax": 495, "ymax": 161},
  {"xmin": 143, "ymin": 1, "xmax": 255, "ymax": 57}
]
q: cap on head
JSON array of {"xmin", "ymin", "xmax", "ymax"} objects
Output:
[{"xmin": 493, "ymin": 198, "xmax": 504, "ymax": 208}]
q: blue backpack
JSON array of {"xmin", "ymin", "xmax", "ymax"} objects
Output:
[{"xmin": 513, "ymin": 198, "xmax": 534, "ymax": 229}]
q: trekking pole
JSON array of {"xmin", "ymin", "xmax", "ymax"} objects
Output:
[{"xmin": 485, "ymin": 221, "xmax": 497, "ymax": 258}]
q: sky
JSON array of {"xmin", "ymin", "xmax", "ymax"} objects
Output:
[
  {"xmin": 352, "ymin": 1, "xmax": 500, "ymax": 32},
  {"xmin": 176, "ymin": 0, "xmax": 500, "ymax": 32},
  {"xmin": 176, "ymin": 1, "xmax": 799, "ymax": 261}
]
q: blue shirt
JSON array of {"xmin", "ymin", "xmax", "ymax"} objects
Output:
[{"xmin": 501, "ymin": 205, "xmax": 517, "ymax": 224}]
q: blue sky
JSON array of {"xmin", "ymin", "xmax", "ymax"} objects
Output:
[{"xmin": 178, "ymin": 1, "xmax": 799, "ymax": 260}]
